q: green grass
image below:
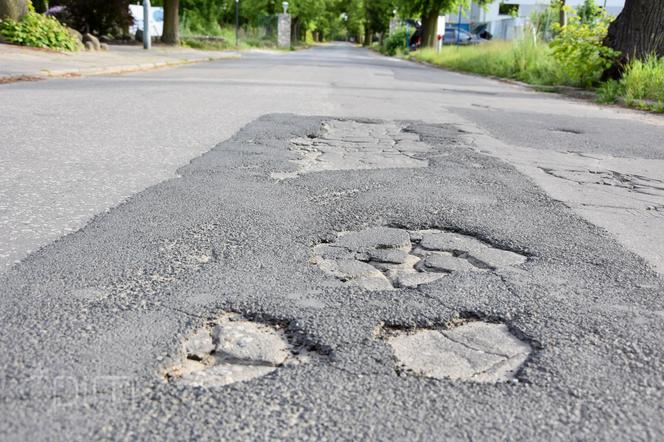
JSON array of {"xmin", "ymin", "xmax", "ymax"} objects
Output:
[
  {"xmin": 409, "ymin": 41, "xmax": 564, "ymax": 86},
  {"xmin": 622, "ymin": 56, "xmax": 664, "ymax": 104},
  {"xmin": 407, "ymin": 41, "xmax": 664, "ymax": 113},
  {"xmin": 594, "ymin": 56, "xmax": 664, "ymax": 112}
]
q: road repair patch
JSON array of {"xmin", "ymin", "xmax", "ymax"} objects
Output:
[
  {"xmin": 312, "ymin": 227, "xmax": 527, "ymax": 290},
  {"xmin": 381, "ymin": 319, "xmax": 532, "ymax": 383},
  {"xmin": 271, "ymin": 120, "xmax": 430, "ymax": 179}
]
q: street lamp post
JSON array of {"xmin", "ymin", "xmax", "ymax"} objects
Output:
[
  {"xmin": 235, "ymin": 0, "xmax": 239, "ymax": 47},
  {"xmin": 143, "ymin": 0, "xmax": 151, "ymax": 50},
  {"xmin": 456, "ymin": 4, "xmax": 462, "ymax": 45}
]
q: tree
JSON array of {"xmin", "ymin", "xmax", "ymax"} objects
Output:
[
  {"xmin": 363, "ymin": 0, "xmax": 392, "ymax": 46},
  {"xmin": 163, "ymin": 0, "xmax": 179, "ymax": 44},
  {"xmin": 604, "ymin": 0, "xmax": 664, "ymax": 63},
  {"xmin": 0, "ymin": 0, "xmax": 28, "ymax": 21}
]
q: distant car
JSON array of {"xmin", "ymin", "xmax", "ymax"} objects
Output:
[
  {"xmin": 443, "ymin": 27, "xmax": 483, "ymax": 45},
  {"xmin": 129, "ymin": 5, "xmax": 164, "ymax": 38}
]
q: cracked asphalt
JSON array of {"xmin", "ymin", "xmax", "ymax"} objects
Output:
[{"xmin": 1, "ymin": 44, "xmax": 663, "ymax": 440}]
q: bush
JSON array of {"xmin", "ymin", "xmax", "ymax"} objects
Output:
[
  {"xmin": 595, "ymin": 79, "xmax": 623, "ymax": 104},
  {"xmin": 0, "ymin": 4, "xmax": 80, "ymax": 50},
  {"xmin": 381, "ymin": 28, "xmax": 408, "ymax": 56},
  {"xmin": 549, "ymin": 4, "xmax": 618, "ymax": 87},
  {"xmin": 52, "ymin": 0, "xmax": 132, "ymax": 36}
]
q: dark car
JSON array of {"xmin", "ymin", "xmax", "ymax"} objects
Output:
[{"xmin": 443, "ymin": 27, "xmax": 483, "ymax": 45}]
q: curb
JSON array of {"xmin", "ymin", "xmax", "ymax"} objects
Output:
[
  {"xmin": 0, "ymin": 53, "xmax": 239, "ymax": 84},
  {"xmin": 40, "ymin": 55, "xmax": 236, "ymax": 77}
]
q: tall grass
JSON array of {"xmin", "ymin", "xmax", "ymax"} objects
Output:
[
  {"xmin": 622, "ymin": 56, "xmax": 664, "ymax": 103},
  {"xmin": 411, "ymin": 40, "xmax": 564, "ymax": 86},
  {"xmin": 406, "ymin": 38, "xmax": 664, "ymax": 113}
]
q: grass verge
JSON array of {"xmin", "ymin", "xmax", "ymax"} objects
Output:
[
  {"xmin": 407, "ymin": 41, "xmax": 664, "ymax": 113},
  {"xmin": 408, "ymin": 41, "xmax": 563, "ymax": 86}
]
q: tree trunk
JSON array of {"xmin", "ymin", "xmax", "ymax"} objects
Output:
[
  {"xmin": 421, "ymin": 4, "xmax": 438, "ymax": 48},
  {"xmin": 605, "ymin": 0, "xmax": 664, "ymax": 62},
  {"xmin": 290, "ymin": 17, "xmax": 299, "ymax": 45},
  {"xmin": 559, "ymin": 0, "xmax": 566, "ymax": 27},
  {"xmin": 162, "ymin": 0, "xmax": 180, "ymax": 45},
  {"xmin": 0, "ymin": 0, "xmax": 28, "ymax": 21},
  {"xmin": 363, "ymin": 27, "xmax": 371, "ymax": 46}
]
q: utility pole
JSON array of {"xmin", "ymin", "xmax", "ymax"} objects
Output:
[
  {"xmin": 143, "ymin": 0, "xmax": 151, "ymax": 49},
  {"xmin": 456, "ymin": 4, "xmax": 462, "ymax": 45},
  {"xmin": 235, "ymin": 0, "xmax": 239, "ymax": 47}
]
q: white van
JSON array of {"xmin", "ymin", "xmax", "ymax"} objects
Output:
[{"xmin": 129, "ymin": 4, "xmax": 164, "ymax": 38}]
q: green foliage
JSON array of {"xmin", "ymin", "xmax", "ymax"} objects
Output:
[
  {"xmin": 365, "ymin": 0, "xmax": 393, "ymax": 35},
  {"xmin": 549, "ymin": 3, "xmax": 618, "ymax": 87},
  {"xmin": 55, "ymin": 0, "xmax": 133, "ymax": 36},
  {"xmin": 410, "ymin": 40, "xmax": 563, "ymax": 86},
  {"xmin": 381, "ymin": 27, "xmax": 407, "ymax": 56},
  {"xmin": 180, "ymin": 24, "xmax": 282, "ymax": 50},
  {"xmin": 529, "ymin": 2, "xmax": 559, "ymax": 42},
  {"xmin": 620, "ymin": 56, "xmax": 664, "ymax": 111},
  {"xmin": 575, "ymin": 0, "xmax": 603, "ymax": 25},
  {"xmin": 595, "ymin": 79, "xmax": 623, "ymax": 104},
  {"xmin": 0, "ymin": 4, "xmax": 80, "ymax": 50}
]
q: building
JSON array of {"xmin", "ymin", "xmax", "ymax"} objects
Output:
[{"xmin": 447, "ymin": 0, "xmax": 625, "ymax": 40}]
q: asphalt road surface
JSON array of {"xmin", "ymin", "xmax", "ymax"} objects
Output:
[{"xmin": 1, "ymin": 44, "xmax": 663, "ymax": 440}]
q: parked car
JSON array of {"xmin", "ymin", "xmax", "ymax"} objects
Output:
[{"xmin": 443, "ymin": 27, "xmax": 483, "ymax": 45}]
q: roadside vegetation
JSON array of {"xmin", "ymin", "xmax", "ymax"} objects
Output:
[
  {"xmin": 409, "ymin": 41, "xmax": 561, "ymax": 86},
  {"xmin": 0, "ymin": 2, "xmax": 80, "ymax": 50},
  {"xmin": 382, "ymin": 0, "xmax": 663, "ymax": 113},
  {"xmin": 597, "ymin": 57, "xmax": 664, "ymax": 112}
]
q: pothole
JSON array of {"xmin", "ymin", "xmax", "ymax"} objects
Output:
[
  {"xmin": 551, "ymin": 127, "xmax": 583, "ymax": 135},
  {"xmin": 166, "ymin": 313, "xmax": 312, "ymax": 388},
  {"xmin": 271, "ymin": 120, "xmax": 431, "ymax": 179},
  {"xmin": 381, "ymin": 319, "xmax": 532, "ymax": 383},
  {"xmin": 312, "ymin": 227, "xmax": 526, "ymax": 290}
]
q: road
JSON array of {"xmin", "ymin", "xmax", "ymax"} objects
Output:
[{"xmin": 0, "ymin": 44, "xmax": 662, "ymax": 440}]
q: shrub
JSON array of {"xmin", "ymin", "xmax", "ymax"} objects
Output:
[
  {"xmin": 0, "ymin": 3, "xmax": 81, "ymax": 50},
  {"xmin": 595, "ymin": 79, "xmax": 623, "ymax": 104},
  {"xmin": 549, "ymin": 4, "xmax": 618, "ymax": 87},
  {"xmin": 52, "ymin": 0, "xmax": 132, "ymax": 36},
  {"xmin": 381, "ymin": 27, "xmax": 408, "ymax": 56}
]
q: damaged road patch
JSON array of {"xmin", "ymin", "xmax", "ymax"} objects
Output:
[
  {"xmin": 166, "ymin": 313, "xmax": 313, "ymax": 388},
  {"xmin": 312, "ymin": 227, "xmax": 526, "ymax": 290},
  {"xmin": 383, "ymin": 320, "xmax": 532, "ymax": 383},
  {"xmin": 271, "ymin": 120, "xmax": 431, "ymax": 179}
]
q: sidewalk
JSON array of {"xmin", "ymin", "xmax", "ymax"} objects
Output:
[{"xmin": 0, "ymin": 43, "xmax": 240, "ymax": 81}]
